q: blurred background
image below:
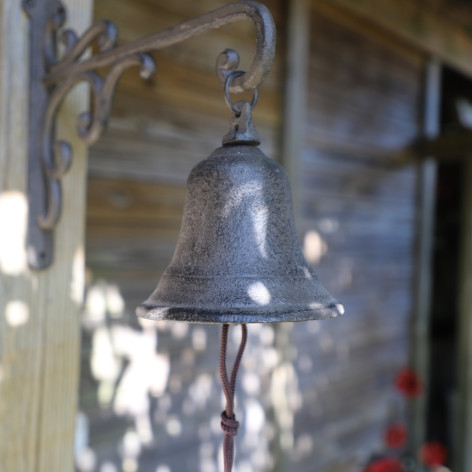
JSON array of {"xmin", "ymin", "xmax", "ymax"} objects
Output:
[{"xmin": 45, "ymin": 0, "xmax": 472, "ymax": 471}]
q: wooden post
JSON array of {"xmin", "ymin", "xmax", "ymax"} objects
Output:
[
  {"xmin": 409, "ymin": 58, "xmax": 441, "ymax": 455},
  {"xmin": 271, "ymin": 1, "xmax": 310, "ymax": 470},
  {"xmin": 0, "ymin": 1, "xmax": 92, "ymax": 470},
  {"xmin": 281, "ymin": 0, "xmax": 309, "ymax": 222}
]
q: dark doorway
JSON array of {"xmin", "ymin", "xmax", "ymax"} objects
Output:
[
  {"xmin": 428, "ymin": 160, "xmax": 462, "ymax": 465},
  {"xmin": 426, "ymin": 66, "xmax": 471, "ymax": 469}
]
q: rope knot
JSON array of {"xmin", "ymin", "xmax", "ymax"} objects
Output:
[{"xmin": 221, "ymin": 411, "xmax": 239, "ymax": 436}]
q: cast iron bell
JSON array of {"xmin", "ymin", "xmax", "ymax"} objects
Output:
[{"xmin": 137, "ymin": 101, "xmax": 343, "ymax": 323}]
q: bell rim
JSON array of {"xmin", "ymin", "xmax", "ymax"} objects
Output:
[{"xmin": 136, "ymin": 302, "xmax": 344, "ymax": 324}]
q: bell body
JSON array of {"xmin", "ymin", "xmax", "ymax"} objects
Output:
[{"xmin": 137, "ymin": 143, "xmax": 343, "ymax": 323}]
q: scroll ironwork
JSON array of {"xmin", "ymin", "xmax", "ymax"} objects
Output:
[{"xmin": 23, "ymin": 0, "xmax": 275, "ymax": 269}]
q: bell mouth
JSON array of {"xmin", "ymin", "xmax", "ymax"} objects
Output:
[
  {"xmin": 136, "ymin": 303, "xmax": 344, "ymax": 324},
  {"xmin": 136, "ymin": 270, "xmax": 343, "ymax": 324},
  {"xmin": 136, "ymin": 302, "xmax": 344, "ymax": 324}
]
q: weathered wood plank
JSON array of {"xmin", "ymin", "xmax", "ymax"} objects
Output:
[
  {"xmin": 87, "ymin": 177, "xmax": 185, "ymax": 222},
  {"xmin": 291, "ymin": 7, "xmax": 421, "ymax": 471},
  {"xmin": 95, "ymin": 0, "xmax": 286, "ymax": 90},
  {"xmin": 311, "ymin": 0, "xmax": 424, "ymax": 67},
  {"xmin": 0, "ymin": 4, "xmax": 39, "ymax": 470},
  {"xmin": 0, "ymin": 1, "xmax": 92, "ymax": 471},
  {"xmin": 115, "ymin": 58, "xmax": 283, "ymax": 124},
  {"xmin": 82, "ymin": 2, "xmax": 286, "ymax": 471},
  {"xmin": 305, "ymin": 11, "xmax": 422, "ymax": 154},
  {"xmin": 315, "ymin": 0, "xmax": 472, "ymax": 79},
  {"xmin": 281, "ymin": 0, "xmax": 309, "ymax": 220}
]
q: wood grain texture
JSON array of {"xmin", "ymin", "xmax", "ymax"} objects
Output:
[
  {"xmin": 80, "ymin": 1, "xmax": 430, "ymax": 471},
  {"xmin": 315, "ymin": 0, "xmax": 472, "ymax": 78},
  {"xmin": 0, "ymin": 1, "xmax": 92, "ymax": 471},
  {"xmin": 281, "ymin": 0, "xmax": 309, "ymax": 221},
  {"xmin": 81, "ymin": 1, "xmax": 286, "ymax": 471},
  {"xmin": 290, "ymin": 8, "xmax": 422, "ymax": 471},
  {"xmin": 0, "ymin": 3, "xmax": 37, "ymax": 470}
]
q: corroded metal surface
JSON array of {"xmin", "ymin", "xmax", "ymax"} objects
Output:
[
  {"xmin": 23, "ymin": 0, "xmax": 64, "ymax": 269},
  {"xmin": 26, "ymin": 1, "xmax": 276, "ymax": 269},
  {"xmin": 222, "ymin": 99, "xmax": 260, "ymax": 146},
  {"xmin": 137, "ymin": 138, "xmax": 343, "ymax": 324}
]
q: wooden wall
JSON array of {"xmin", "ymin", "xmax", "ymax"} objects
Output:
[
  {"xmin": 80, "ymin": 0, "xmax": 286, "ymax": 471},
  {"xmin": 288, "ymin": 5, "xmax": 423, "ymax": 471},
  {"xmin": 78, "ymin": 1, "xmax": 425, "ymax": 471},
  {"xmin": 0, "ymin": 1, "xmax": 92, "ymax": 471}
]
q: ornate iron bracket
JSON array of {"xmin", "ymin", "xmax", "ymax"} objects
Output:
[{"xmin": 23, "ymin": 0, "xmax": 276, "ymax": 270}]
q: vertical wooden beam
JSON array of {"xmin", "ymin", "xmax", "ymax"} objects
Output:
[
  {"xmin": 281, "ymin": 0, "xmax": 309, "ymax": 222},
  {"xmin": 0, "ymin": 1, "xmax": 92, "ymax": 471},
  {"xmin": 457, "ymin": 156, "xmax": 472, "ymax": 472},
  {"xmin": 409, "ymin": 58, "xmax": 441, "ymax": 455},
  {"xmin": 271, "ymin": 1, "xmax": 310, "ymax": 469}
]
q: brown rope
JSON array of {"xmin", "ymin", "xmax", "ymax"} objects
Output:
[{"xmin": 219, "ymin": 323, "xmax": 247, "ymax": 472}]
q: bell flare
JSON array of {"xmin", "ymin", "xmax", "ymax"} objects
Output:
[
  {"xmin": 137, "ymin": 144, "xmax": 343, "ymax": 324},
  {"xmin": 136, "ymin": 271, "xmax": 344, "ymax": 323}
]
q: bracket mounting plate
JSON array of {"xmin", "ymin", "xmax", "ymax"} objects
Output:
[{"xmin": 24, "ymin": 0, "xmax": 64, "ymax": 270}]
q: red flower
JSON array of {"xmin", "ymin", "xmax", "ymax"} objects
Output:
[
  {"xmin": 419, "ymin": 441, "xmax": 447, "ymax": 467},
  {"xmin": 384, "ymin": 423, "xmax": 407, "ymax": 449},
  {"xmin": 395, "ymin": 368, "xmax": 423, "ymax": 397},
  {"xmin": 365, "ymin": 457, "xmax": 405, "ymax": 472}
]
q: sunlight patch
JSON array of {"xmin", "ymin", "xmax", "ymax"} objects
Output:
[
  {"xmin": 247, "ymin": 282, "xmax": 271, "ymax": 305},
  {"xmin": 0, "ymin": 192, "xmax": 27, "ymax": 275},
  {"xmin": 5, "ymin": 300, "xmax": 29, "ymax": 326},
  {"xmin": 303, "ymin": 230, "xmax": 327, "ymax": 264}
]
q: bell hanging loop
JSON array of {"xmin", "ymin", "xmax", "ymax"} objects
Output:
[
  {"xmin": 222, "ymin": 71, "xmax": 260, "ymax": 146},
  {"xmin": 224, "ymin": 70, "xmax": 258, "ymax": 114}
]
